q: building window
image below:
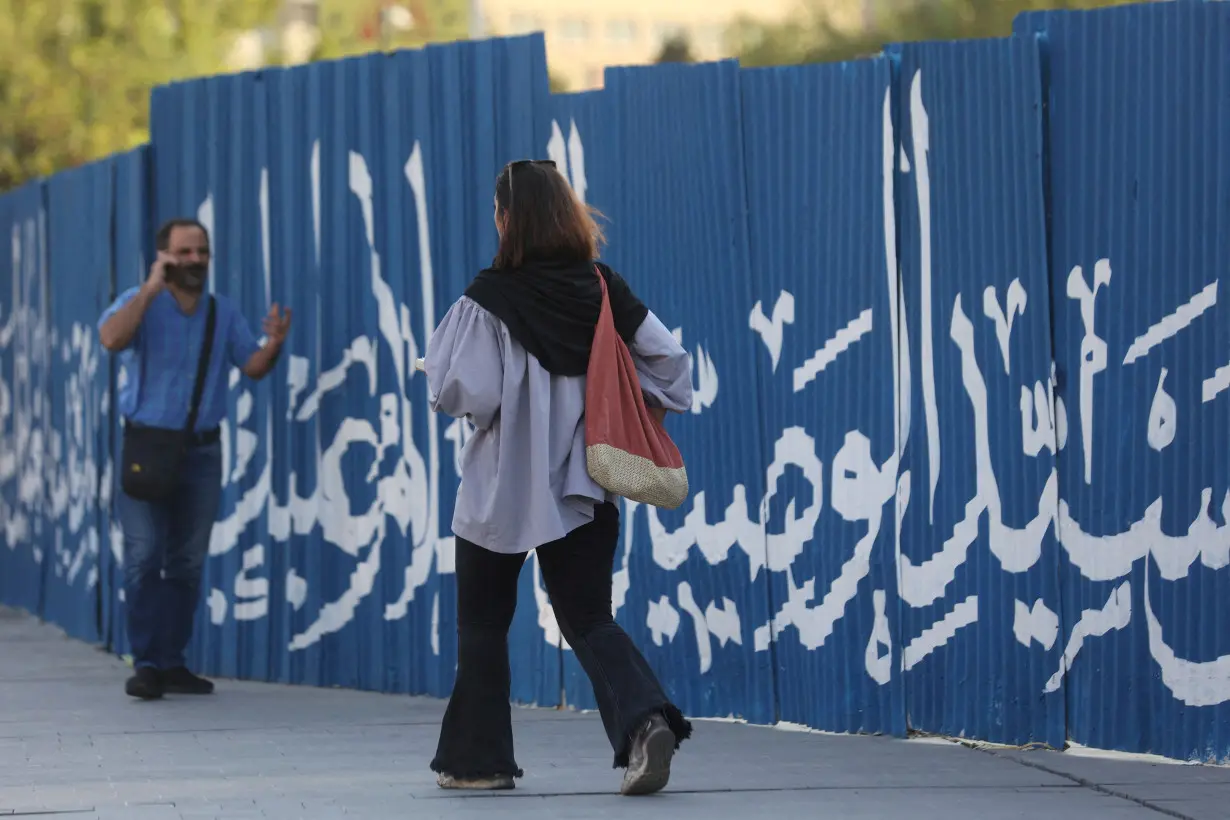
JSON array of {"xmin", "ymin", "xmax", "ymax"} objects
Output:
[
  {"xmin": 559, "ymin": 17, "xmax": 591, "ymax": 42},
  {"xmin": 607, "ymin": 19, "xmax": 637, "ymax": 44},
  {"xmin": 508, "ymin": 13, "xmax": 542, "ymax": 35}
]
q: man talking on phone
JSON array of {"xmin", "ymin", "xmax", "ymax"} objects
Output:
[{"xmin": 98, "ymin": 218, "xmax": 291, "ymax": 700}]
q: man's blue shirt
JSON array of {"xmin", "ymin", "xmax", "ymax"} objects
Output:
[{"xmin": 98, "ymin": 288, "xmax": 262, "ymax": 432}]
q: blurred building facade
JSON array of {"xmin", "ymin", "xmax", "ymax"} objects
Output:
[
  {"xmin": 228, "ymin": 1, "xmax": 855, "ymax": 90},
  {"xmin": 481, "ymin": 0, "xmax": 804, "ymax": 90}
]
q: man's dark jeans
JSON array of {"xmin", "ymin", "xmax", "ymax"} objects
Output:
[{"xmin": 116, "ymin": 439, "xmax": 222, "ymax": 670}]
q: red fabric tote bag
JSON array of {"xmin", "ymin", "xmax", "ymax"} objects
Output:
[{"xmin": 585, "ymin": 268, "xmax": 689, "ymax": 510}]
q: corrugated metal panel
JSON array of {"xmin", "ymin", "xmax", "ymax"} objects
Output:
[
  {"xmin": 740, "ymin": 58, "xmax": 905, "ymax": 736},
  {"xmin": 207, "ymin": 71, "xmax": 272, "ymax": 685},
  {"xmin": 378, "ymin": 46, "xmax": 452, "ymax": 700},
  {"xmin": 1020, "ymin": 1, "xmax": 1230, "ymax": 761},
  {"xmin": 404, "ymin": 43, "xmax": 465, "ymax": 699},
  {"xmin": 312, "ymin": 54, "xmax": 388, "ymax": 694},
  {"xmin": 104, "ymin": 146, "xmax": 152, "ymax": 659},
  {"xmin": 41, "ymin": 161, "xmax": 114, "ymax": 643},
  {"xmin": 260, "ymin": 62, "xmax": 319, "ymax": 688},
  {"xmin": 0, "ymin": 182, "xmax": 51, "ymax": 615},
  {"xmin": 893, "ymin": 36, "xmax": 1063, "ymax": 747},
  {"xmin": 580, "ymin": 60, "xmax": 777, "ymax": 724}
]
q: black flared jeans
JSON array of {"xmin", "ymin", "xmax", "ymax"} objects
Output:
[{"xmin": 431, "ymin": 503, "xmax": 691, "ymax": 778}]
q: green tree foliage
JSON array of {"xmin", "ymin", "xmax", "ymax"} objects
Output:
[
  {"xmin": 0, "ymin": 0, "xmax": 473, "ymax": 191},
  {"xmin": 655, "ymin": 33, "xmax": 696, "ymax": 64},
  {"xmin": 729, "ymin": 0, "xmax": 1142, "ymax": 67},
  {"xmin": 0, "ymin": 0, "xmax": 281, "ymax": 191}
]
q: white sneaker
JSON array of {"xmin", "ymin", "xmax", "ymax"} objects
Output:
[
  {"xmin": 436, "ymin": 773, "xmax": 515, "ymax": 790},
  {"xmin": 620, "ymin": 714, "xmax": 676, "ymax": 796}
]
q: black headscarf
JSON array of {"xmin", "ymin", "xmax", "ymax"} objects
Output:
[{"xmin": 464, "ymin": 259, "xmax": 649, "ymax": 376}]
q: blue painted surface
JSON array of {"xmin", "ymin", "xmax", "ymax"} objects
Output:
[
  {"xmin": 2, "ymin": 5, "xmax": 1230, "ymax": 762},
  {"xmin": 42, "ymin": 161, "xmax": 113, "ymax": 644},
  {"xmin": 893, "ymin": 36, "xmax": 1065, "ymax": 748},
  {"xmin": 1019, "ymin": 1, "xmax": 1230, "ymax": 762},
  {"xmin": 104, "ymin": 147, "xmax": 151, "ymax": 662},
  {"xmin": 739, "ymin": 57, "xmax": 903, "ymax": 736},
  {"xmin": 1, "ymin": 182, "xmax": 51, "ymax": 616}
]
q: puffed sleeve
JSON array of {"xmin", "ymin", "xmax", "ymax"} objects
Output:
[
  {"xmin": 630, "ymin": 310, "xmax": 693, "ymax": 414},
  {"xmin": 425, "ymin": 296, "xmax": 505, "ymax": 430}
]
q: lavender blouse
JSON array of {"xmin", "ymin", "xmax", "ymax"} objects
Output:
[{"xmin": 425, "ymin": 296, "xmax": 693, "ymax": 554}]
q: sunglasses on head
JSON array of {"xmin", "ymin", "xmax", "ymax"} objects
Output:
[{"xmin": 506, "ymin": 159, "xmax": 557, "ymax": 172}]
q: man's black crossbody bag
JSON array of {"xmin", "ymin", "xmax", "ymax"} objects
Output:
[{"xmin": 120, "ymin": 296, "xmax": 216, "ymax": 502}]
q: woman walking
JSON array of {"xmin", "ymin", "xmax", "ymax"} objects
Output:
[{"xmin": 423, "ymin": 159, "xmax": 694, "ymax": 796}]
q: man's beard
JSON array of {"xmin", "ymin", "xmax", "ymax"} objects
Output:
[{"xmin": 170, "ymin": 263, "xmax": 208, "ymax": 292}]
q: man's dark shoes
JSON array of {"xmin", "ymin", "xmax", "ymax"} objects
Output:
[
  {"xmin": 125, "ymin": 666, "xmax": 164, "ymax": 700},
  {"xmin": 162, "ymin": 666, "xmax": 215, "ymax": 695}
]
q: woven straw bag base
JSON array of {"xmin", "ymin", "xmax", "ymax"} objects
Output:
[{"xmin": 587, "ymin": 443, "xmax": 688, "ymax": 510}]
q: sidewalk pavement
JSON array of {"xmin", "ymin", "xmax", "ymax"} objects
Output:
[{"xmin": 2, "ymin": 608, "xmax": 1226, "ymax": 820}]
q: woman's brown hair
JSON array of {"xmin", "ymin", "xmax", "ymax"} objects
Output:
[{"xmin": 492, "ymin": 160, "xmax": 606, "ymax": 269}]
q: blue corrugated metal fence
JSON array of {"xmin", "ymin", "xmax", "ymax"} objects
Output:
[{"xmin": 2, "ymin": 3, "xmax": 1229, "ymax": 762}]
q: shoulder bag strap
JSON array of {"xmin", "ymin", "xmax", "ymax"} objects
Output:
[{"xmin": 183, "ymin": 296, "xmax": 217, "ymax": 434}]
